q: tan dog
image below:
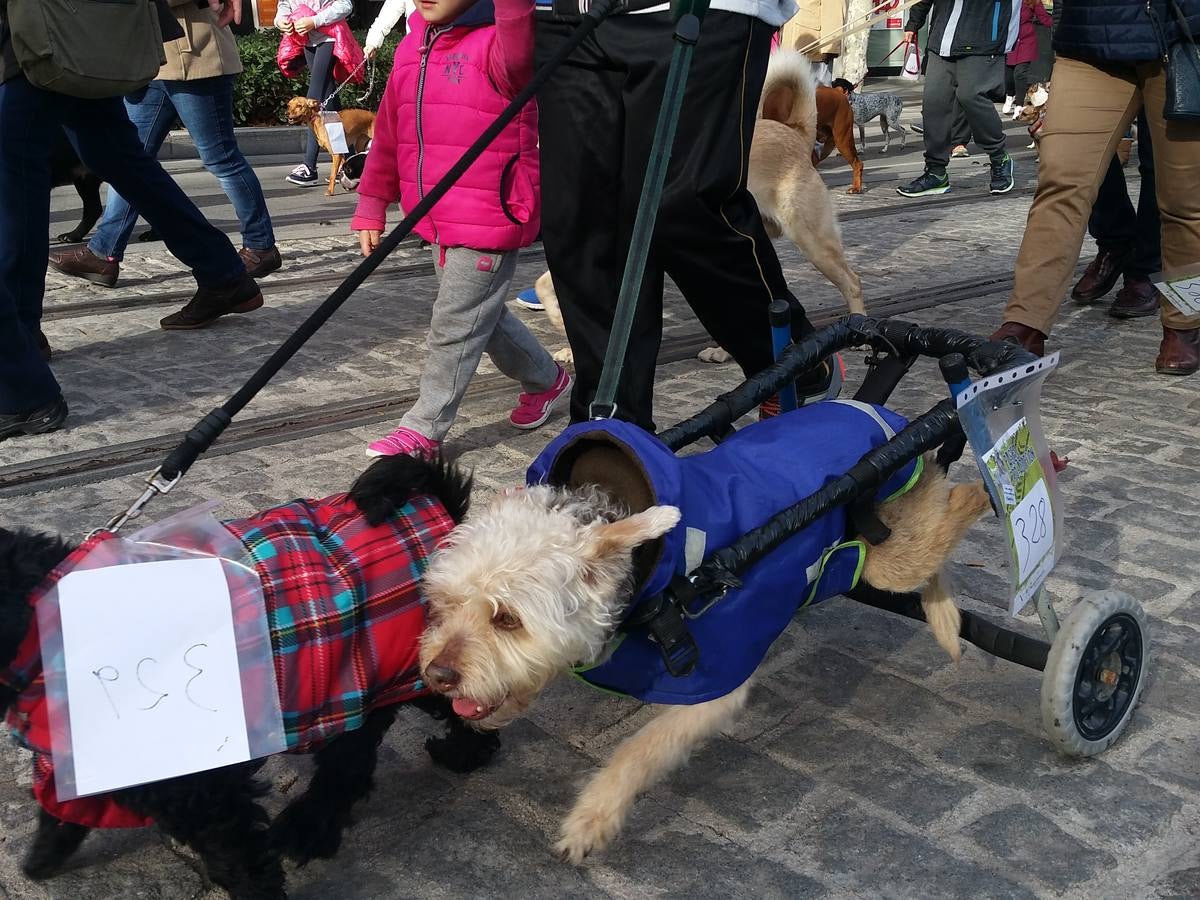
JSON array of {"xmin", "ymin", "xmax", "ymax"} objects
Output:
[
  {"xmin": 418, "ymin": 454, "xmax": 991, "ymax": 862},
  {"xmin": 532, "ymin": 53, "xmax": 865, "ymax": 367},
  {"xmin": 286, "ymin": 97, "xmax": 376, "ymax": 196}
]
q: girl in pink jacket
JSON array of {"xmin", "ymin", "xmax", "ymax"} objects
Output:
[{"xmin": 352, "ymin": 0, "xmax": 569, "ymax": 458}]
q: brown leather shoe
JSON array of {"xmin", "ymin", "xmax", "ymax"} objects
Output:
[
  {"xmin": 160, "ymin": 275, "xmax": 264, "ymax": 330},
  {"xmin": 1071, "ymin": 249, "xmax": 1126, "ymax": 304},
  {"xmin": 1156, "ymin": 327, "xmax": 1199, "ymax": 376},
  {"xmin": 37, "ymin": 330, "xmax": 51, "ymax": 362},
  {"xmin": 239, "ymin": 246, "xmax": 282, "ymax": 279},
  {"xmin": 48, "ymin": 245, "xmax": 119, "ymax": 288},
  {"xmin": 991, "ymin": 321, "xmax": 1046, "ymax": 357},
  {"xmin": 1108, "ymin": 277, "xmax": 1160, "ymax": 319}
]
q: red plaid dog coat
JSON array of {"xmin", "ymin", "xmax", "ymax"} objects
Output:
[{"xmin": 2, "ymin": 493, "xmax": 455, "ymax": 828}]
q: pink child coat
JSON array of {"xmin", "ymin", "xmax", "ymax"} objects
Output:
[{"xmin": 350, "ymin": 0, "xmax": 540, "ymax": 251}]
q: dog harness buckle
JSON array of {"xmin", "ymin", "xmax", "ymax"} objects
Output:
[{"xmin": 645, "ymin": 596, "xmax": 699, "ymax": 678}]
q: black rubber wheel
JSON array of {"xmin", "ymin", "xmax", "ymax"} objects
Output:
[{"xmin": 1041, "ymin": 591, "xmax": 1149, "ymax": 757}]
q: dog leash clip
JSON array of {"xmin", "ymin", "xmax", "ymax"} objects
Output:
[{"xmin": 101, "ymin": 467, "xmax": 183, "ymax": 535}]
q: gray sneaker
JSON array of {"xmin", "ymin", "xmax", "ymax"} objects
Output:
[{"xmin": 897, "ymin": 170, "xmax": 950, "ymax": 197}]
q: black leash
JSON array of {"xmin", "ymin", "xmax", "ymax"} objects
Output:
[
  {"xmin": 589, "ymin": 0, "xmax": 710, "ymax": 418},
  {"xmin": 104, "ymin": 0, "xmax": 620, "ymax": 533}
]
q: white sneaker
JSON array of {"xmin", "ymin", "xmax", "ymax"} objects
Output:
[
  {"xmin": 1011, "ymin": 107, "xmax": 1024, "ymax": 120},
  {"xmin": 1002, "ymin": 96, "xmax": 1015, "ymax": 115}
]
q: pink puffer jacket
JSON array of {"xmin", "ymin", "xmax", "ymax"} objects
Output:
[
  {"xmin": 351, "ymin": 0, "xmax": 539, "ymax": 251},
  {"xmin": 277, "ymin": 4, "xmax": 366, "ymax": 84}
]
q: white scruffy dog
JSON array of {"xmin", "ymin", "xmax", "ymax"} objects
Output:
[{"xmin": 417, "ymin": 462, "xmax": 988, "ymax": 863}]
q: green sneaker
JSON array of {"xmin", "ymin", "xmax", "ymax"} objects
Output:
[{"xmin": 897, "ymin": 170, "xmax": 951, "ymax": 197}]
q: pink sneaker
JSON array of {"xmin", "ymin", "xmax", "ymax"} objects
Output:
[
  {"xmin": 365, "ymin": 426, "xmax": 440, "ymax": 458},
  {"xmin": 509, "ymin": 364, "xmax": 573, "ymax": 430}
]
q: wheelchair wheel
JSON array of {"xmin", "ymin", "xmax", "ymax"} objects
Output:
[{"xmin": 1041, "ymin": 590, "xmax": 1148, "ymax": 757}]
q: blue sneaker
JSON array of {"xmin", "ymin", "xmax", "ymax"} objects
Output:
[{"xmin": 515, "ymin": 287, "xmax": 544, "ymax": 311}]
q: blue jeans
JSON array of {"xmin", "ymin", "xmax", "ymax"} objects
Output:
[
  {"xmin": 90, "ymin": 75, "xmax": 275, "ymax": 260},
  {"xmin": 0, "ymin": 74, "xmax": 244, "ymax": 414}
]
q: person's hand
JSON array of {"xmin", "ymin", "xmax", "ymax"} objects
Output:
[
  {"xmin": 366, "ymin": 46, "xmax": 378, "ymax": 59},
  {"xmin": 295, "ymin": 16, "xmax": 317, "ymax": 34},
  {"xmin": 903, "ymin": 30, "xmax": 915, "ymax": 43},
  {"xmin": 358, "ymin": 230, "xmax": 381, "ymax": 256},
  {"xmin": 277, "ymin": 16, "xmax": 295, "ymax": 32},
  {"xmin": 207, "ymin": 0, "xmax": 242, "ymax": 27}
]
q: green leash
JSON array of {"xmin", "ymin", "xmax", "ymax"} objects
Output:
[{"xmin": 589, "ymin": 0, "xmax": 712, "ymax": 419}]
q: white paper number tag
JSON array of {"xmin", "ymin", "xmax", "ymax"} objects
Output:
[
  {"xmin": 1152, "ymin": 263, "xmax": 1200, "ymax": 316},
  {"xmin": 321, "ymin": 112, "xmax": 350, "ymax": 155},
  {"xmin": 56, "ymin": 558, "xmax": 251, "ymax": 797},
  {"xmin": 980, "ymin": 418, "xmax": 1056, "ymax": 614},
  {"xmin": 957, "ymin": 352, "xmax": 1062, "ymax": 617}
]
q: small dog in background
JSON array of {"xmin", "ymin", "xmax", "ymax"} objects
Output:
[
  {"xmin": 417, "ymin": 441, "xmax": 991, "ymax": 863},
  {"xmin": 813, "ymin": 83, "xmax": 866, "ymax": 194},
  {"xmin": 832, "ymin": 78, "xmax": 908, "ymax": 154},
  {"xmin": 285, "ymin": 97, "xmax": 376, "ymax": 197},
  {"xmin": 1018, "ymin": 82, "xmax": 1050, "ymax": 151},
  {"xmin": 0, "ymin": 454, "xmax": 498, "ymax": 898}
]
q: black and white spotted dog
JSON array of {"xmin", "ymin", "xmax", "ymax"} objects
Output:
[{"xmin": 832, "ymin": 78, "xmax": 907, "ymax": 153}]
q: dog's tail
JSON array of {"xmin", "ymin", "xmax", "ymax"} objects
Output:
[
  {"xmin": 921, "ymin": 569, "xmax": 962, "ymax": 663},
  {"xmin": 759, "ymin": 50, "xmax": 817, "ymax": 147}
]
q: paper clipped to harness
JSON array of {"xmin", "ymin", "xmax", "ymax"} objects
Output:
[
  {"xmin": 980, "ymin": 418, "xmax": 1055, "ymax": 616},
  {"xmin": 56, "ymin": 557, "xmax": 251, "ymax": 797}
]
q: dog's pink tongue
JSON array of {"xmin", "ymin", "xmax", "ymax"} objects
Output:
[{"xmin": 452, "ymin": 698, "xmax": 491, "ymax": 720}]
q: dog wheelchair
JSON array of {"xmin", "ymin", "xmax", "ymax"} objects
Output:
[
  {"xmin": 102, "ymin": 0, "xmax": 1145, "ymax": 764},
  {"xmin": 536, "ymin": 314, "xmax": 1148, "ymax": 759}
]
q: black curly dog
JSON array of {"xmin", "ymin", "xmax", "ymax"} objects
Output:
[{"xmin": 0, "ymin": 455, "xmax": 499, "ymax": 899}]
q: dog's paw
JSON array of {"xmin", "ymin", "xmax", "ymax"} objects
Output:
[
  {"xmin": 269, "ymin": 800, "xmax": 343, "ymax": 865},
  {"xmin": 846, "ymin": 186, "xmax": 863, "ymax": 195},
  {"xmin": 555, "ymin": 802, "xmax": 623, "ymax": 865},
  {"xmin": 697, "ymin": 346, "xmax": 732, "ymax": 364},
  {"xmin": 552, "ymin": 347, "xmax": 574, "ymax": 365},
  {"xmin": 426, "ymin": 726, "xmax": 501, "ymax": 773}
]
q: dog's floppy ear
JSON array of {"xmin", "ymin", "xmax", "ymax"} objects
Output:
[{"xmin": 589, "ymin": 506, "xmax": 681, "ymax": 559}]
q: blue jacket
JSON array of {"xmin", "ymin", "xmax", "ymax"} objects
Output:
[
  {"xmin": 528, "ymin": 401, "xmax": 921, "ymax": 705},
  {"xmin": 1053, "ymin": 0, "xmax": 1200, "ymax": 62}
]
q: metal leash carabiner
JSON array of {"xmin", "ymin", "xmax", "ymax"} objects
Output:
[{"xmin": 97, "ymin": 468, "xmax": 183, "ymax": 536}]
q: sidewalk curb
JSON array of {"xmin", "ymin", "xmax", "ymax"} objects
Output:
[{"xmin": 158, "ymin": 125, "xmax": 309, "ymax": 161}]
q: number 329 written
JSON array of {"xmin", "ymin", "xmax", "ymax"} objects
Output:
[{"xmin": 91, "ymin": 643, "xmax": 219, "ymax": 719}]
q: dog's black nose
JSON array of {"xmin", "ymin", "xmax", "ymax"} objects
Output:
[{"xmin": 425, "ymin": 664, "xmax": 461, "ymax": 691}]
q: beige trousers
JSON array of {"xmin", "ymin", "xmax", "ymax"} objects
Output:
[{"xmin": 1003, "ymin": 56, "xmax": 1200, "ymax": 334}]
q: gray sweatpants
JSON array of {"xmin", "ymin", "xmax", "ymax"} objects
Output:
[
  {"xmin": 922, "ymin": 53, "xmax": 1007, "ymax": 174},
  {"xmin": 401, "ymin": 245, "xmax": 558, "ymax": 442}
]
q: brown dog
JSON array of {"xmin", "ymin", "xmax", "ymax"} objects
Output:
[
  {"xmin": 286, "ymin": 97, "xmax": 376, "ymax": 196},
  {"xmin": 813, "ymin": 84, "xmax": 865, "ymax": 194}
]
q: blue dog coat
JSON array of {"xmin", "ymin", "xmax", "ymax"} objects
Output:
[{"xmin": 527, "ymin": 400, "xmax": 921, "ymax": 705}]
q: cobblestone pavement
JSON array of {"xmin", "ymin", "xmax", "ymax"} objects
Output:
[{"xmin": 2, "ymin": 105, "xmax": 1197, "ymax": 899}]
